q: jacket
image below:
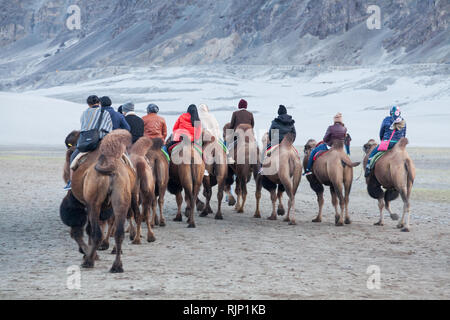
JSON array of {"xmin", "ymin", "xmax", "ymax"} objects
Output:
[
  {"xmin": 198, "ymin": 105, "xmax": 222, "ymax": 140},
  {"xmin": 125, "ymin": 113, "xmax": 144, "ymax": 143},
  {"xmin": 230, "ymin": 109, "xmax": 255, "ymax": 130},
  {"xmin": 104, "ymin": 106, "xmax": 131, "ymax": 131},
  {"xmin": 80, "ymin": 105, "xmax": 113, "ymax": 139},
  {"xmin": 173, "ymin": 113, "xmax": 202, "ymax": 142},
  {"xmin": 379, "ymin": 116, "xmax": 407, "ymax": 141},
  {"xmin": 323, "ymin": 123, "xmax": 347, "ymax": 146},
  {"xmin": 268, "ymin": 114, "xmax": 296, "ymax": 145},
  {"xmin": 142, "ymin": 113, "xmax": 168, "ymax": 140}
]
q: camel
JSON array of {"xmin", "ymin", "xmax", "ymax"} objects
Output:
[
  {"xmin": 255, "ymin": 132, "xmax": 302, "ymax": 224},
  {"xmin": 128, "ymin": 137, "xmax": 162, "ymax": 244},
  {"xmin": 196, "ymin": 130, "xmax": 228, "ymax": 220},
  {"xmin": 225, "ymin": 123, "xmax": 260, "ymax": 213},
  {"xmin": 60, "ymin": 129, "xmax": 137, "ymax": 273},
  {"xmin": 303, "ymin": 139, "xmax": 360, "ymax": 226},
  {"xmin": 363, "ymin": 138, "xmax": 416, "ymax": 231},
  {"xmin": 167, "ymin": 136, "xmax": 205, "ymax": 228},
  {"xmin": 145, "ymin": 139, "xmax": 169, "ymax": 228}
]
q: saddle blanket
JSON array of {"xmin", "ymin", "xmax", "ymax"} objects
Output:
[
  {"xmin": 370, "ymin": 151, "xmax": 386, "ymax": 170},
  {"xmin": 313, "ymin": 150, "xmax": 329, "ymax": 161}
]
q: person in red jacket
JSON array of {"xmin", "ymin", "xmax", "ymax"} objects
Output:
[{"xmin": 164, "ymin": 104, "xmax": 202, "ymax": 153}]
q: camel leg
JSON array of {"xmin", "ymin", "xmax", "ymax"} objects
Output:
[
  {"xmin": 127, "ymin": 215, "xmax": 136, "ymax": 241},
  {"xmin": 343, "ymin": 179, "xmax": 352, "ymax": 225},
  {"xmin": 312, "ymin": 191, "xmax": 324, "ymax": 223},
  {"xmin": 173, "ymin": 192, "xmax": 183, "ymax": 222},
  {"xmin": 99, "ymin": 216, "xmax": 114, "ymax": 250},
  {"xmin": 267, "ymin": 189, "xmax": 277, "ymax": 220},
  {"xmin": 330, "ymin": 187, "xmax": 344, "ymax": 226},
  {"xmin": 225, "ymin": 184, "xmax": 236, "ymax": 206},
  {"xmin": 277, "ymin": 189, "xmax": 286, "ymax": 217},
  {"xmin": 254, "ymin": 176, "xmax": 262, "ymax": 218},
  {"xmin": 200, "ymin": 178, "xmax": 212, "ymax": 217},
  {"xmin": 385, "ymin": 201, "xmax": 399, "ymax": 221},
  {"xmin": 234, "ymin": 178, "xmax": 241, "ymax": 212},
  {"xmin": 238, "ymin": 179, "xmax": 247, "ymax": 213},
  {"xmin": 82, "ymin": 205, "xmax": 102, "ymax": 269},
  {"xmin": 71, "ymin": 226, "xmax": 88, "ymax": 255},
  {"xmin": 145, "ymin": 200, "xmax": 157, "ymax": 242},
  {"xmin": 374, "ymin": 198, "xmax": 385, "ymax": 226},
  {"xmin": 397, "ymin": 188, "xmax": 411, "ymax": 232},
  {"xmin": 132, "ymin": 203, "xmax": 143, "ymax": 245},
  {"xmin": 215, "ymin": 176, "xmax": 225, "ymax": 220},
  {"xmin": 287, "ymin": 193, "xmax": 296, "ymax": 225},
  {"xmin": 158, "ymin": 192, "xmax": 166, "ymax": 227},
  {"xmin": 110, "ymin": 214, "xmax": 126, "ymax": 273}
]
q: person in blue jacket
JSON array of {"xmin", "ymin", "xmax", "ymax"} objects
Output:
[
  {"xmin": 100, "ymin": 96, "xmax": 131, "ymax": 131},
  {"xmin": 365, "ymin": 106, "xmax": 407, "ymax": 177}
]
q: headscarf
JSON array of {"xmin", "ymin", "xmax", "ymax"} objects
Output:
[
  {"xmin": 187, "ymin": 104, "xmax": 200, "ymax": 127},
  {"xmin": 198, "ymin": 104, "xmax": 222, "ymax": 139}
]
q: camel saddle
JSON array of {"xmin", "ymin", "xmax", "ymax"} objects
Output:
[
  {"xmin": 313, "ymin": 150, "xmax": 329, "ymax": 161},
  {"xmin": 369, "ymin": 151, "xmax": 386, "ymax": 170},
  {"xmin": 70, "ymin": 152, "xmax": 135, "ymax": 172}
]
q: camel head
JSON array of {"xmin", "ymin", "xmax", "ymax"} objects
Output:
[
  {"xmin": 65, "ymin": 130, "xmax": 80, "ymax": 149},
  {"xmin": 363, "ymin": 139, "xmax": 378, "ymax": 154},
  {"xmin": 304, "ymin": 139, "xmax": 317, "ymax": 155}
]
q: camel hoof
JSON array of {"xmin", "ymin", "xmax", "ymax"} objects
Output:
[
  {"xmin": 187, "ymin": 223, "xmax": 196, "ymax": 228},
  {"xmin": 374, "ymin": 221, "xmax": 384, "ymax": 226},
  {"xmin": 267, "ymin": 215, "xmax": 277, "ymax": 221},
  {"xmin": 98, "ymin": 241, "xmax": 109, "ymax": 251},
  {"xmin": 147, "ymin": 235, "xmax": 156, "ymax": 243},
  {"xmin": 335, "ymin": 221, "xmax": 344, "ymax": 226},
  {"xmin": 237, "ymin": 208, "xmax": 244, "ymax": 213},
  {"xmin": 214, "ymin": 214, "xmax": 223, "ymax": 220},
  {"xmin": 277, "ymin": 208, "xmax": 285, "ymax": 216},
  {"xmin": 196, "ymin": 202, "xmax": 205, "ymax": 212},
  {"xmin": 184, "ymin": 209, "xmax": 190, "ymax": 218},
  {"xmin": 401, "ymin": 227, "xmax": 410, "ymax": 232},
  {"xmin": 288, "ymin": 221, "xmax": 297, "ymax": 226},
  {"xmin": 81, "ymin": 260, "xmax": 94, "ymax": 269},
  {"xmin": 207, "ymin": 207, "xmax": 213, "ymax": 214},
  {"xmin": 283, "ymin": 217, "xmax": 290, "ymax": 222},
  {"xmin": 110, "ymin": 263, "xmax": 124, "ymax": 273},
  {"xmin": 111, "ymin": 247, "xmax": 123, "ymax": 255},
  {"xmin": 129, "ymin": 230, "xmax": 136, "ymax": 241},
  {"xmin": 397, "ymin": 223, "xmax": 404, "ymax": 229},
  {"xmin": 390, "ymin": 213, "xmax": 399, "ymax": 221},
  {"xmin": 312, "ymin": 218, "xmax": 322, "ymax": 223},
  {"xmin": 78, "ymin": 247, "xmax": 85, "ymax": 254},
  {"xmin": 199, "ymin": 211, "xmax": 209, "ymax": 217},
  {"xmin": 173, "ymin": 215, "xmax": 182, "ymax": 222},
  {"xmin": 159, "ymin": 220, "xmax": 166, "ymax": 227},
  {"xmin": 228, "ymin": 197, "xmax": 236, "ymax": 206},
  {"xmin": 345, "ymin": 218, "xmax": 352, "ymax": 225},
  {"xmin": 253, "ymin": 213, "xmax": 261, "ymax": 219},
  {"xmin": 131, "ymin": 239, "xmax": 141, "ymax": 245}
]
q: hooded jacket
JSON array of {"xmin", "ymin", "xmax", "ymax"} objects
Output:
[
  {"xmin": 198, "ymin": 104, "xmax": 222, "ymax": 140},
  {"xmin": 268, "ymin": 114, "xmax": 296, "ymax": 145},
  {"xmin": 173, "ymin": 113, "xmax": 202, "ymax": 142},
  {"xmin": 380, "ymin": 116, "xmax": 407, "ymax": 141}
]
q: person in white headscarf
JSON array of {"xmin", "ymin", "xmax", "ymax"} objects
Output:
[{"xmin": 198, "ymin": 104, "xmax": 222, "ymax": 140}]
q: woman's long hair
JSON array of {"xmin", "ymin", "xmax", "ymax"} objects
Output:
[{"xmin": 187, "ymin": 104, "xmax": 200, "ymax": 127}]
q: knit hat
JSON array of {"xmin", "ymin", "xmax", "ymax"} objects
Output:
[
  {"xmin": 390, "ymin": 106, "xmax": 401, "ymax": 120},
  {"xmin": 147, "ymin": 103, "xmax": 159, "ymax": 114},
  {"xmin": 334, "ymin": 112, "xmax": 343, "ymax": 123},
  {"xmin": 278, "ymin": 105, "xmax": 287, "ymax": 115},
  {"xmin": 122, "ymin": 102, "xmax": 134, "ymax": 113},
  {"xmin": 100, "ymin": 96, "xmax": 112, "ymax": 107},
  {"xmin": 117, "ymin": 105, "xmax": 123, "ymax": 114},
  {"xmin": 238, "ymin": 99, "xmax": 248, "ymax": 109}
]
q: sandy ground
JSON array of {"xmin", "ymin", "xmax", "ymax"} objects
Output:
[{"xmin": 0, "ymin": 146, "xmax": 448, "ymax": 300}]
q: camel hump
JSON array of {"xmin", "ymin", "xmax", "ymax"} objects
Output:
[
  {"xmin": 95, "ymin": 129, "xmax": 132, "ymax": 175},
  {"xmin": 236, "ymin": 123, "xmax": 253, "ymax": 132},
  {"xmin": 131, "ymin": 137, "xmax": 154, "ymax": 157},
  {"xmin": 396, "ymin": 137, "xmax": 409, "ymax": 150}
]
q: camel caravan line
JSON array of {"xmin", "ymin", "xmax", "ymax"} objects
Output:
[{"xmin": 60, "ymin": 124, "xmax": 416, "ymax": 273}]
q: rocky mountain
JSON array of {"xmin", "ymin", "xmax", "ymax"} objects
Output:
[{"xmin": 0, "ymin": 0, "xmax": 448, "ymax": 88}]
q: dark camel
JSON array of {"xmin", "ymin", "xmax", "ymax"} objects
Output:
[
  {"xmin": 255, "ymin": 132, "xmax": 302, "ymax": 224},
  {"xmin": 60, "ymin": 129, "xmax": 137, "ymax": 273},
  {"xmin": 196, "ymin": 130, "xmax": 228, "ymax": 220},
  {"xmin": 303, "ymin": 139, "xmax": 360, "ymax": 226},
  {"xmin": 167, "ymin": 136, "xmax": 205, "ymax": 228},
  {"xmin": 363, "ymin": 138, "xmax": 416, "ymax": 231},
  {"xmin": 225, "ymin": 123, "xmax": 259, "ymax": 213}
]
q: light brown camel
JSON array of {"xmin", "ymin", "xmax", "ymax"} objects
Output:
[
  {"xmin": 145, "ymin": 139, "xmax": 169, "ymax": 228},
  {"xmin": 167, "ymin": 136, "xmax": 205, "ymax": 228},
  {"xmin": 60, "ymin": 129, "xmax": 137, "ymax": 273},
  {"xmin": 225, "ymin": 123, "xmax": 260, "ymax": 213},
  {"xmin": 363, "ymin": 138, "xmax": 416, "ymax": 231},
  {"xmin": 196, "ymin": 130, "xmax": 228, "ymax": 220},
  {"xmin": 255, "ymin": 132, "xmax": 302, "ymax": 224},
  {"xmin": 129, "ymin": 137, "xmax": 159, "ymax": 244},
  {"xmin": 303, "ymin": 139, "xmax": 360, "ymax": 226}
]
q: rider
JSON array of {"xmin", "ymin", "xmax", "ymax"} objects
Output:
[
  {"xmin": 100, "ymin": 96, "xmax": 131, "ymax": 131},
  {"xmin": 304, "ymin": 113, "xmax": 347, "ymax": 176},
  {"xmin": 122, "ymin": 102, "xmax": 144, "ymax": 143},
  {"xmin": 226, "ymin": 99, "xmax": 255, "ymax": 164},
  {"xmin": 364, "ymin": 106, "xmax": 407, "ymax": 177},
  {"xmin": 165, "ymin": 104, "xmax": 202, "ymax": 151},
  {"xmin": 63, "ymin": 95, "xmax": 113, "ymax": 190},
  {"xmin": 143, "ymin": 103, "xmax": 168, "ymax": 140}
]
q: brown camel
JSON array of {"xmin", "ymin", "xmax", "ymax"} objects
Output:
[
  {"xmin": 167, "ymin": 136, "xmax": 205, "ymax": 228},
  {"xmin": 145, "ymin": 139, "xmax": 169, "ymax": 228},
  {"xmin": 363, "ymin": 138, "xmax": 416, "ymax": 231},
  {"xmin": 196, "ymin": 130, "xmax": 228, "ymax": 220},
  {"xmin": 225, "ymin": 123, "xmax": 260, "ymax": 213},
  {"xmin": 255, "ymin": 132, "xmax": 302, "ymax": 224},
  {"xmin": 128, "ymin": 137, "xmax": 160, "ymax": 244},
  {"xmin": 60, "ymin": 129, "xmax": 137, "ymax": 273},
  {"xmin": 303, "ymin": 139, "xmax": 360, "ymax": 226}
]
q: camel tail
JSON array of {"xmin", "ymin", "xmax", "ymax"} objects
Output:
[
  {"xmin": 95, "ymin": 129, "xmax": 132, "ymax": 175},
  {"xmin": 341, "ymin": 154, "xmax": 361, "ymax": 168},
  {"xmin": 136, "ymin": 161, "xmax": 150, "ymax": 192}
]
